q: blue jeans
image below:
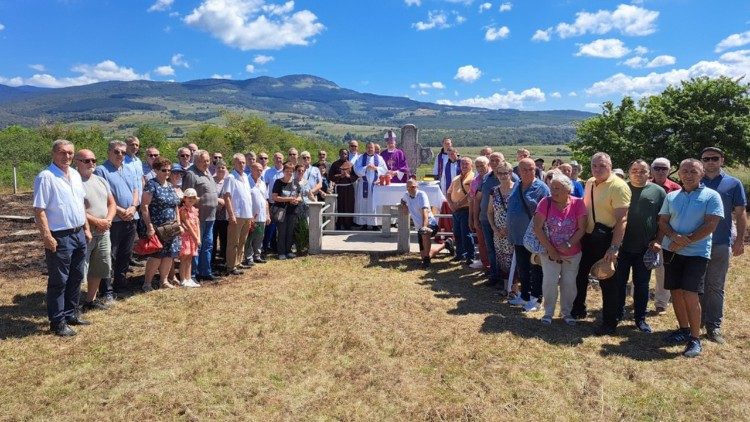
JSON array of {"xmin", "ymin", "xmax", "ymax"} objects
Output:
[
  {"xmin": 515, "ymin": 245, "xmax": 543, "ymax": 301},
  {"xmin": 45, "ymin": 228, "xmax": 87, "ymax": 324},
  {"xmin": 614, "ymin": 249, "xmax": 652, "ymax": 324},
  {"xmin": 263, "ymin": 222, "xmax": 277, "ymax": 253},
  {"xmin": 452, "ymin": 208, "xmax": 473, "ymax": 260},
  {"xmin": 193, "ymin": 220, "xmax": 215, "ymax": 277},
  {"xmin": 480, "ymin": 220, "xmax": 499, "ymax": 281}
]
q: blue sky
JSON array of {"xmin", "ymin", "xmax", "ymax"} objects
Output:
[{"xmin": 0, "ymin": 0, "xmax": 749, "ymax": 111}]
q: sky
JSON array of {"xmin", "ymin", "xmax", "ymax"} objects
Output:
[{"xmin": 0, "ymin": 0, "xmax": 749, "ymax": 111}]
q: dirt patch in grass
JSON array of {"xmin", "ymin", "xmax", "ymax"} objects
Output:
[{"xmin": 1, "ymin": 250, "xmax": 749, "ymax": 420}]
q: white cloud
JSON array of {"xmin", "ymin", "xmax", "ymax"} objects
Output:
[
  {"xmin": 550, "ymin": 91, "xmax": 562, "ymax": 98},
  {"xmin": 412, "ymin": 81, "xmax": 445, "ymax": 89},
  {"xmin": 633, "ymin": 45, "xmax": 649, "ymax": 55},
  {"xmin": 491, "ymin": 77, "xmax": 502, "ymax": 82},
  {"xmin": 154, "ymin": 65, "xmax": 175, "ymax": 76},
  {"xmin": 29, "ymin": 64, "xmax": 46, "ymax": 72},
  {"xmin": 418, "ymin": 90, "xmax": 429, "ymax": 96},
  {"xmin": 455, "ymin": 14, "xmax": 466, "ymax": 24},
  {"xmin": 454, "ymin": 65, "xmax": 482, "ymax": 83},
  {"xmin": 1, "ymin": 60, "xmax": 149, "ymax": 88},
  {"xmin": 499, "ymin": 2, "xmax": 512, "ymax": 12},
  {"xmin": 568, "ymin": 91, "xmax": 578, "ymax": 97},
  {"xmin": 586, "ymin": 50, "xmax": 750, "ymax": 97},
  {"xmin": 405, "ymin": 0, "xmax": 421, "ymax": 6},
  {"xmin": 485, "ymin": 26, "xmax": 510, "ymax": 41},
  {"xmin": 171, "ymin": 53, "xmax": 189, "ymax": 68},
  {"xmin": 531, "ymin": 28, "xmax": 551, "ymax": 42},
  {"xmin": 436, "ymin": 99, "xmax": 453, "ymax": 105},
  {"xmin": 0, "ymin": 76, "xmax": 23, "ymax": 86},
  {"xmin": 451, "ymin": 87, "xmax": 546, "ymax": 109},
  {"xmin": 253, "ymin": 54, "xmax": 274, "ymax": 64},
  {"xmin": 184, "ymin": 0, "xmax": 325, "ymax": 50},
  {"xmin": 211, "ymin": 73, "xmax": 233, "ymax": 79},
  {"xmin": 169, "ymin": 11, "xmax": 180, "ymax": 17},
  {"xmin": 585, "ymin": 103, "xmax": 601, "ymax": 109},
  {"xmin": 413, "ymin": 10, "xmax": 450, "ymax": 30},
  {"xmin": 0, "ymin": 23, "xmax": 5, "ymax": 31},
  {"xmin": 622, "ymin": 56, "xmax": 647, "ymax": 68},
  {"xmin": 715, "ymin": 30, "xmax": 750, "ymax": 53},
  {"xmin": 576, "ymin": 38, "xmax": 630, "ymax": 58},
  {"xmin": 556, "ymin": 4, "xmax": 659, "ymax": 38},
  {"xmin": 245, "ymin": 64, "xmax": 256, "ymax": 73},
  {"xmin": 645, "ymin": 55, "xmax": 676, "ymax": 68},
  {"xmin": 148, "ymin": 0, "xmax": 174, "ymax": 12},
  {"xmin": 478, "ymin": 2, "xmax": 492, "ymax": 13}
]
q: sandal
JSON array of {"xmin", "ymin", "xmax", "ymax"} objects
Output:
[
  {"xmin": 162, "ymin": 280, "xmax": 176, "ymax": 289},
  {"xmin": 142, "ymin": 283, "xmax": 153, "ymax": 292}
]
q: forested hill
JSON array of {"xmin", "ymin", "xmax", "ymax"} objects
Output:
[{"xmin": 0, "ymin": 74, "xmax": 594, "ymax": 145}]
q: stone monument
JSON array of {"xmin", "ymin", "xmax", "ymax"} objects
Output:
[{"xmin": 400, "ymin": 124, "xmax": 433, "ymax": 177}]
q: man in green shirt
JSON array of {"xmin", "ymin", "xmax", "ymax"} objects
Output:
[{"xmin": 612, "ymin": 159, "xmax": 666, "ymax": 333}]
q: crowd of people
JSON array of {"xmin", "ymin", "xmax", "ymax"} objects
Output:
[
  {"xmin": 32, "ymin": 134, "xmax": 747, "ymax": 359},
  {"xmin": 402, "ymin": 141, "xmax": 746, "ymax": 358}
]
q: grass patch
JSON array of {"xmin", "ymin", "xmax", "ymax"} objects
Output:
[{"xmin": 1, "ymin": 252, "xmax": 749, "ymax": 419}]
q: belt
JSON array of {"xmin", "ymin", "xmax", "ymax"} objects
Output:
[{"xmin": 51, "ymin": 226, "xmax": 84, "ymax": 237}]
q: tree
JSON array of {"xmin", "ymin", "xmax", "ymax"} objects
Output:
[{"xmin": 571, "ymin": 76, "xmax": 750, "ymax": 170}]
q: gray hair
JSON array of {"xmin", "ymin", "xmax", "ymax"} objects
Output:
[
  {"xmin": 232, "ymin": 152, "xmax": 245, "ymax": 161},
  {"xmin": 51, "ymin": 139, "xmax": 73, "ymax": 152},
  {"xmin": 178, "ymin": 147, "xmax": 191, "ymax": 156},
  {"xmin": 591, "ymin": 152, "xmax": 612, "ymax": 166},
  {"xmin": 680, "ymin": 158, "xmax": 704, "ymax": 171},
  {"xmin": 474, "ymin": 156, "xmax": 489, "ymax": 166},
  {"xmin": 195, "ymin": 149, "xmax": 210, "ymax": 160},
  {"xmin": 108, "ymin": 140, "xmax": 126, "ymax": 151},
  {"xmin": 459, "ymin": 156, "xmax": 473, "ymax": 166},
  {"xmin": 652, "ymin": 157, "xmax": 670, "ymax": 168},
  {"xmin": 550, "ymin": 173, "xmax": 573, "ymax": 192}
]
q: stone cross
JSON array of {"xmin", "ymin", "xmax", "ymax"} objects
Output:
[{"xmin": 400, "ymin": 124, "xmax": 433, "ymax": 177}]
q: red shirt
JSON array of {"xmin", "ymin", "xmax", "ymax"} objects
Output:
[{"xmin": 654, "ymin": 178, "xmax": 681, "ymax": 193}]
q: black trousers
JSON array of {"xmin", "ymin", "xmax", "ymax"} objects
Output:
[
  {"xmin": 514, "ymin": 245, "xmax": 543, "ymax": 300},
  {"xmin": 571, "ymin": 232, "xmax": 612, "ymax": 318},
  {"xmin": 212, "ymin": 219, "xmax": 228, "ymax": 264},
  {"xmin": 100, "ymin": 220, "xmax": 136, "ymax": 296},
  {"xmin": 46, "ymin": 228, "xmax": 86, "ymax": 323}
]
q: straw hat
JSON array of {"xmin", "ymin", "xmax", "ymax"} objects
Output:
[
  {"xmin": 183, "ymin": 188, "xmax": 198, "ymax": 198},
  {"xmin": 590, "ymin": 258, "xmax": 616, "ymax": 280}
]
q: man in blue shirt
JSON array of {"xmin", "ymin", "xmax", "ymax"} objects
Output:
[
  {"xmin": 699, "ymin": 147, "xmax": 747, "ymax": 344},
  {"xmin": 506, "ymin": 158, "xmax": 550, "ymax": 312},
  {"xmin": 94, "ymin": 140, "xmax": 139, "ymax": 299},
  {"xmin": 658, "ymin": 158, "xmax": 723, "ymax": 358}
]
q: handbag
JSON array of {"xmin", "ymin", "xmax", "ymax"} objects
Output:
[
  {"xmin": 523, "ymin": 195, "xmax": 551, "ymax": 254},
  {"xmin": 271, "ymin": 204, "xmax": 287, "ymax": 223},
  {"xmin": 589, "ymin": 187, "xmax": 613, "ymax": 243},
  {"xmin": 134, "ymin": 234, "xmax": 163, "ymax": 256},
  {"xmin": 155, "ymin": 220, "xmax": 181, "ymax": 244}
]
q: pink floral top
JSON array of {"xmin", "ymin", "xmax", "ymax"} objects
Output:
[{"xmin": 535, "ymin": 196, "xmax": 587, "ymax": 256}]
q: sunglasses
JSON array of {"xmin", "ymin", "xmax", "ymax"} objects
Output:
[
  {"xmin": 78, "ymin": 158, "xmax": 97, "ymax": 164},
  {"xmin": 180, "ymin": 154, "xmax": 191, "ymax": 158},
  {"xmin": 701, "ymin": 156, "xmax": 721, "ymax": 162},
  {"xmin": 113, "ymin": 150, "xmax": 126, "ymax": 155},
  {"xmin": 148, "ymin": 153, "xmax": 160, "ymax": 158},
  {"xmin": 213, "ymin": 156, "xmax": 222, "ymax": 160},
  {"xmin": 652, "ymin": 166, "xmax": 669, "ymax": 171}
]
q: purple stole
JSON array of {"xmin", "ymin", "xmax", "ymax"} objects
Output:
[
  {"xmin": 360, "ymin": 153, "xmax": 380, "ymax": 199},
  {"xmin": 436, "ymin": 148, "xmax": 447, "ymax": 179},
  {"xmin": 444, "ymin": 160, "xmax": 456, "ymax": 191}
]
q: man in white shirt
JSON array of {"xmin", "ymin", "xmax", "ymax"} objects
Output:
[
  {"xmin": 223, "ymin": 153, "xmax": 255, "ymax": 275},
  {"xmin": 401, "ymin": 179, "xmax": 448, "ymax": 268},
  {"xmin": 33, "ymin": 139, "xmax": 92, "ymax": 336},
  {"xmin": 245, "ymin": 163, "xmax": 271, "ymax": 265},
  {"xmin": 354, "ymin": 142, "xmax": 387, "ymax": 230}
]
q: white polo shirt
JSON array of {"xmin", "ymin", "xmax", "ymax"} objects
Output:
[
  {"xmin": 222, "ymin": 169, "xmax": 254, "ymax": 219},
  {"xmin": 33, "ymin": 163, "xmax": 87, "ymax": 231},
  {"xmin": 249, "ymin": 177, "xmax": 268, "ymax": 222}
]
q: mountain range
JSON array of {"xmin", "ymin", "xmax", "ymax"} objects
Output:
[{"xmin": 0, "ymin": 75, "xmax": 594, "ymax": 146}]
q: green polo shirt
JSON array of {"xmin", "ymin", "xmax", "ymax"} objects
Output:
[{"xmin": 621, "ymin": 182, "xmax": 666, "ymax": 253}]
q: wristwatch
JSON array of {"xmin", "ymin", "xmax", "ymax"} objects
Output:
[{"xmin": 608, "ymin": 244, "xmax": 620, "ymax": 252}]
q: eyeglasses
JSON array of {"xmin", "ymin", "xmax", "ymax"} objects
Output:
[
  {"xmin": 259, "ymin": 157, "xmax": 268, "ymax": 160},
  {"xmin": 160, "ymin": 169, "xmax": 171, "ymax": 173},
  {"xmin": 113, "ymin": 150, "xmax": 126, "ymax": 155},
  {"xmin": 213, "ymin": 156, "xmax": 222, "ymax": 160},
  {"xmin": 180, "ymin": 154, "xmax": 191, "ymax": 158},
  {"xmin": 77, "ymin": 158, "xmax": 97, "ymax": 164},
  {"xmin": 302, "ymin": 156, "xmax": 311, "ymax": 160},
  {"xmin": 652, "ymin": 166, "xmax": 669, "ymax": 171},
  {"xmin": 497, "ymin": 171, "xmax": 510, "ymax": 176},
  {"xmin": 701, "ymin": 156, "xmax": 721, "ymax": 162},
  {"xmin": 148, "ymin": 153, "xmax": 160, "ymax": 158}
]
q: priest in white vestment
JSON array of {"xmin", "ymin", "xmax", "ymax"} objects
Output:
[{"xmin": 354, "ymin": 142, "xmax": 387, "ymax": 229}]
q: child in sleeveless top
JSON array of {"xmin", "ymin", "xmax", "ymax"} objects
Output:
[{"xmin": 179, "ymin": 188, "xmax": 201, "ymax": 288}]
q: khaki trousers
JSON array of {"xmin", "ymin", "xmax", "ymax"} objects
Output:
[{"xmin": 227, "ymin": 218, "xmax": 252, "ymax": 269}]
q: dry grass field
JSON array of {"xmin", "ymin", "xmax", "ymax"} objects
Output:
[{"xmin": 1, "ymin": 248, "xmax": 749, "ymax": 420}]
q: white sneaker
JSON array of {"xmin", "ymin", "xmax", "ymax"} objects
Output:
[
  {"xmin": 523, "ymin": 297, "xmax": 541, "ymax": 312},
  {"xmin": 183, "ymin": 279, "xmax": 201, "ymax": 288},
  {"xmin": 508, "ymin": 296, "xmax": 526, "ymax": 307},
  {"xmin": 469, "ymin": 260, "xmax": 484, "ymax": 269}
]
